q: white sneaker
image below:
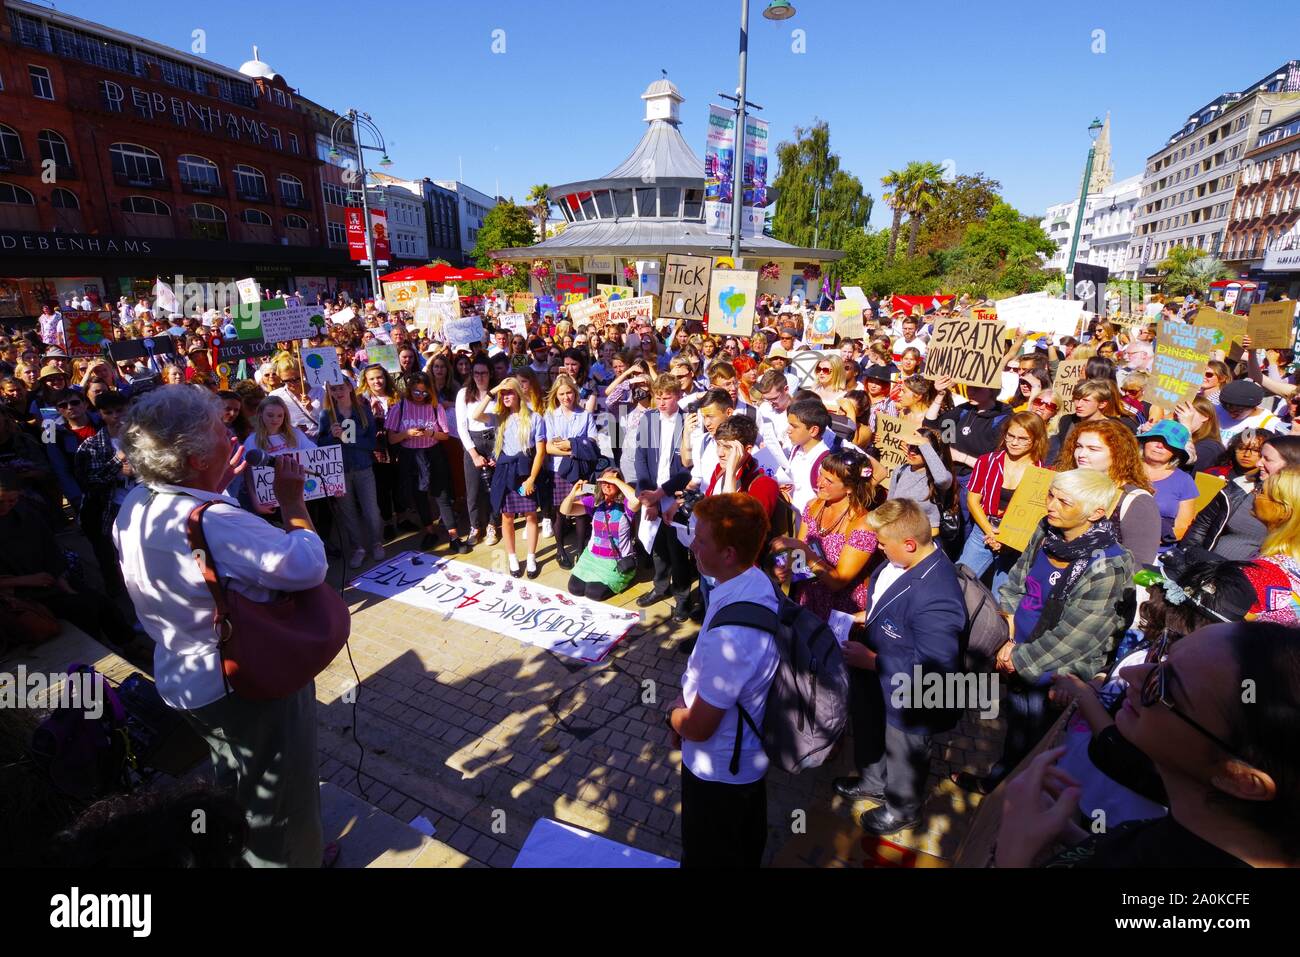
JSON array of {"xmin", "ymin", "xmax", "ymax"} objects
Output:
[
  {"xmin": 542, "ymin": 518, "xmax": 554, "ymax": 539},
  {"xmin": 371, "ymin": 544, "xmax": 385, "ymax": 562},
  {"xmin": 485, "ymin": 525, "xmax": 499, "ymax": 545},
  {"xmin": 348, "ymin": 548, "xmax": 366, "ymax": 570}
]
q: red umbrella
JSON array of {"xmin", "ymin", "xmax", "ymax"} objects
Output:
[{"xmin": 378, "ymin": 267, "xmax": 421, "ymax": 282}]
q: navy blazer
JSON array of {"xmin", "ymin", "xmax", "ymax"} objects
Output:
[
  {"xmin": 632, "ymin": 410, "xmax": 690, "ymax": 494},
  {"xmin": 863, "ymin": 548, "xmax": 967, "ymax": 734}
]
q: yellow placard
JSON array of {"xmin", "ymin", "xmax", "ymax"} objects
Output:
[
  {"xmin": 1193, "ymin": 471, "xmax": 1227, "ymax": 515},
  {"xmin": 995, "ymin": 465, "xmax": 1056, "ymax": 552}
]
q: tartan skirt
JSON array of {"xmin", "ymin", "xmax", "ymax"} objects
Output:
[
  {"xmin": 503, "ymin": 490, "xmax": 538, "ymax": 514},
  {"xmin": 552, "ymin": 476, "xmax": 575, "ymax": 507}
]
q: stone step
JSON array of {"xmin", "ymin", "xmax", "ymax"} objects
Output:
[{"xmin": 319, "ymin": 780, "xmax": 480, "ymax": 868}]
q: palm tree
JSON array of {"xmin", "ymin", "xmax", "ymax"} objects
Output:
[
  {"xmin": 901, "ymin": 161, "xmax": 947, "ymax": 259},
  {"xmin": 1158, "ymin": 246, "xmax": 1231, "ymax": 297},
  {"xmin": 880, "ymin": 167, "xmax": 909, "ymax": 263},
  {"xmin": 526, "ymin": 184, "xmax": 551, "ymax": 241}
]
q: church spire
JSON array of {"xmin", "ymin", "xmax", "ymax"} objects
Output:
[{"xmin": 1088, "ymin": 113, "xmax": 1113, "ymax": 193}]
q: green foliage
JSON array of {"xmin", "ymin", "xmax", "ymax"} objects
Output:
[
  {"xmin": 770, "ymin": 120, "xmax": 872, "ymax": 251},
  {"xmin": 471, "ymin": 202, "xmax": 536, "ymax": 293},
  {"xmin": 1157, "ymin": 247, "xmax": 1231, "ymax": 296},
  {"xmin": 918, "ymin": 173, "xmax": 1003, "ymax": 254}
]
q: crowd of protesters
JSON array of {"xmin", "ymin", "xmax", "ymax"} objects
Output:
[{"xmin": 3, "ymin": 281, "xmax": 1298, "ymax": 870}]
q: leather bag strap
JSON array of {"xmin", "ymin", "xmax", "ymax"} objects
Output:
[{"xmin": 185, "ymin": 499, "xmax": 230, "ymax": 626}]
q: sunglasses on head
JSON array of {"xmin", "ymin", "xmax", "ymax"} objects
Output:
[{"xmin": 57, "ymin": 398, "xmax": 83, "ymax": 408}]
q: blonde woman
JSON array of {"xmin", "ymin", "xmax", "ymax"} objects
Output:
[
  {"xmin": 268, "ymin": 354, "xmax": 323, "ymax": 440},
  {"xmin": 811, "ymin": 353, "xmax": 848, "ymax": 409},
  {"xmin": 242, "ymin": 395, "xmax": 315, "ymax": 515},
  {"xmin": 477, "ymin": 377, "xmax": 547, "ymax": 578},
  {"xmin": 1245, "ymin": 467, "xmax": 1300, "ymax": 625}
]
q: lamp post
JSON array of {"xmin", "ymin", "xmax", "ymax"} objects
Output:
[
  {"xmin": 726, "ymin": 0, "xmax": 796, "ymax": 263},
  {"xmin": 1064, "ymin": 117, "xmax": 1104, "ymax": 299},
  {"xmin": 329, "ymin": 110, "xmax": 393, "ymax": 298}
]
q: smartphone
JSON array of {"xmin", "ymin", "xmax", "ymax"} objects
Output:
[{"xmin": 581, "ymin": 482, "xmax": 597, "ymax": 496}]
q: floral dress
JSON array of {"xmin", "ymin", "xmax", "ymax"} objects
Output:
[{"xmin": 792, "ymin": 501, "xmax": 878, "ymax": 620}]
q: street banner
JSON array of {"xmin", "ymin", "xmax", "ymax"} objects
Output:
[
  {"xmin": 1145, "ymin": 324, "xmax": 1220, "ymax": 411},
  {"xmin": 444, "ymin": 315, "xmax": 485, "ymax": 350},
  {"xmin": 996, "ymin": 465, "xmax": 1056, "ymax": 552},
  {"xmin": 369, "ymin": 208, "xmax": 389, "ymax": 262},
  {"xmin": 661, "ymin": 254, "xmax": 711, "ymax": 321},
  {"xmin": 367, "ymin": 343, "xmax": 399, "ymax": 372},
  {"xmin": 251, "ymin": 444, "xmax": 345, "ymax": 508},
  {"xmin": 346, "ymin": 207, "xmax": 367, "ymax": 260},
  {"xmin": 500, "ymin": 312, "xmax": 528, "ymax": 335},
  {"xmin": 597, "ymin": 283, "xmax": 634, "ymax": 302},
  {"xmin": 637, "ymin": 260, "xmax": 660, "ymax": 297},
  {"xmin": 890, "ymin": 294, "xmax": 955, "ymax": 316},
  {"xmin": 707, "ymin": 268, "xmax": 758, "ymax": 336},
  {"xmin": 556, "ymin": 273, "xmax": 590, "ymax": 298},
  {"xmin": 873, "ymin": 414, "xmax": 919, "ymax": 483},
  {"xmin": 65, "ymin": 314, "xmax": 113, "ymax": 357},
  {"xmin": 742, "ymin": 114, "xmax": 770, "ymax": 211},
  {"xmin": 236, "ymin": 278, "xmax": 261, "ymax": 305},
  {"xmin": 834, "ymin": 299, "xmax": 865, "ymax": 340},
  {"xmin": 1051, "ymin": 358, "xmax": 1088, "ymax": 415},
  {"xmin": 301, "ymin": 346, "xmax": 344, "ymax": 388},
  {"xmin": 608, "ymin": 295, "xmax": 654, "ymax": 326},
  {"xmin": 807, "ymin": 311, "xmax": 837, "ymax": 345},
  {"xmin": 382, "ymin": 280, "xmax": 427, "ymax": 314},
  {"xmin": 350, "ymin": 552, "xmax": 640, "ymax": 663},
  {"xmin": 568, "ymin": 295, "xmax": 609, "ymax": 328},
  {"xmin": 705, "ymin": 103, "xmax": 737, "ymax": 237},
  {"xmin": 251, "ymin": 299, "xmax": 326, "ymax": 342},
  {"xmin": 923, "ymin": 316, "xmax": 1012, "ymax": 390},
  {"xmin": 1247, "ymin": 300, "xmax": 1295, "ymax": 349}
]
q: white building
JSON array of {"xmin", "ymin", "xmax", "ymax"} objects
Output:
[
  {"xmin": 369, "ymin": 178, "xmax": 428, "ymax": 263},
  {"xmin": 433, "ymin": 180, "xmax": 499, "ymax": 261},
  {"xmin": 1041, "ymin": 174, "xmax": 1143, "ymax": 279}
]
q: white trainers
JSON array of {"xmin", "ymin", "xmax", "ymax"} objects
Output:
[
  {"xmin": 348, "ymin": 548, "xmax": 366, "ymax": 569},
  {"xmin": 541, "ymin": 517, "xmax": 554, "ymax": 539},
  {"xmin": 371, "ymin": 544, "xmax": 385, "ymax": 562},
  {"xmin": 485, "ymin": 525, "xmax": 499, "ymax": 545}
]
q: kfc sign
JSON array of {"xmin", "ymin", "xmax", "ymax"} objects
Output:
[{"xmin": 346, "ymin": 207, "xmax": 367, "ymax": 261}]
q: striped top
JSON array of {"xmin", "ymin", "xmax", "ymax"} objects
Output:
[
  {"xmin": 968, "ymin": 449, "xmax": 1044, "ymax": 520},
  {"xmin": 385, "ymin": 399, "xmax": 446, "ymax": 450}
]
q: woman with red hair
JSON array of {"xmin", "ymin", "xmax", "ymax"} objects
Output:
[{"xmin": 732, "ymin": 355, "xmax": 760, "ymax": 406}]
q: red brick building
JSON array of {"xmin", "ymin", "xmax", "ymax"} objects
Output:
[
  {"xmin": 0, "ymin": 0, "xmax": 363, "ymax": 319},
  {"xmin": 1223, "ymin": 112, "xmax": 1300, "ymax": 295}
]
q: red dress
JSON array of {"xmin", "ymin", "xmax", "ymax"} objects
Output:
[{"xmin": 792, "ymin": 502, "xmax": 878, "ymax": 620}]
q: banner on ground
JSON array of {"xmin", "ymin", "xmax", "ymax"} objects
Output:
[
  {"xmin": 923, "ymin": 316, "xmax": 1012, "ymax": 390},
  {"xmin": 1145, "ymin": 323, "xmax": 1221, "ymax": 411},
  {"xmin": 250, "ymin": 444, "xmax": 345, "ymax": 508},
  {"xmin": 996, "ymin": 465, "xmax": 1056, "ymax": 551},
  {"xmin": 1051, "ymin": 358, "xmax": 1088, "ymax": 415},
  {"xmin": 807, "ymin": 311, "xmax": 836, "ymax": 345},
  {"xmin": 567, "ymin": 295, "xmax": 609, "ymax": 328},
  {"xmin": 661, "ymin": 254, "xmax": 711, "ymax": 321},
  {"xmin": 443, "ymin": 314, "xmax": 485, "ymax": 350},
  {"xmin": 236, "ymin": 278, "xmax": 261, "ymax": 305},
  {"xmin": 1247, "ymin": 300, "xmax": 1295, "ymax": 349},
  {"xmin": 707, "ymin": 268, "xmax": 758, "ymax": 336},
  {"xmin": 608, "ymin": 295, "xmax": 655, "ymax": 326},
  {"xmin": 367, "ymin": 343, "xmax": 398, "ymax": 372},
  {"xmin": 834, "ymin": 299, "xmax": 865, "ymax": 340},
  {"xmin": 65, "ymin": 314, "xmax": 113, "ymax": 357},
  {"xmin": 301, "ymin": 346, "xmax": 344, "ymax": 388},
  {"xmin": 350, "ymin": 552, "xmax": 639, "ymax": 662}
]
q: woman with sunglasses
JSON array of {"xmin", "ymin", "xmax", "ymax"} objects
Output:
[
  {"xmin": 1182, "ymin": 434, "xmax": 1300, "ymax": 561},
  {"xmin": 996, "ymin": 619, "xmax": 1300, "ymax": 867},
  {"xmin": 268, "ymin": 354, "xmax": 324, "ymax": 441},
  {"xmin": 1242, "ymin": 467, "xmax": 1300, "ymax": 625},
  {"xmin": 386, "ymin": 371, "xmax": 467, "ymax": 554},
  {"xmin": 811, "ymin": 353, "xmax": 849, "ymax": 411}
]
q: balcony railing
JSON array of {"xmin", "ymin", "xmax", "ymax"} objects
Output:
[
  {"xmin": 0, "ymin": 157, "xmax": 33, "ymax": 176},
  {"xmin": 280, "ymin": 194, "xmax": 311, "ymax": 210},
  {"xmin": 180, "ymin": 179, "xmax": 227, "ymax": 197},
  {"xmin": 112, "ymin": 171, "xmax": 169, "ymax": 190},
  {"xmin": 236, "ymin": 187, "xmax": 271, "ymax": 203}
]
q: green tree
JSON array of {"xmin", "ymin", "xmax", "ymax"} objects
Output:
[
  {"xmin": 838, "ymin": 229, "xmax": 936, "ymax": 296},
  {"xmin": 526, "ymin": 183, "xmax": 551, "ymax": 241},
  {"xmin": 898, "ymin": 160, "xmax": 947, "ymax": 259},
  {"xmin": 880, "ymin": 166, "xmax": 908, "ymax": 263},
  {"xmin": 1157, "ymin": 247, "xmax": 1231, "ymax": 296},
  {"xmin": 770, "ymin": 120, "xmax": 871, "ymax": 252},
  {"xmin": 471, "ymin": 201, "xmax": 538, "ymax": 294},
  {"xmin": 942, "ymin": 201, "xmax": 1055, "ymax": 295},
  {"xmin": 917, "ymin": 172, "xmax": 1003, "ymax": 254}
]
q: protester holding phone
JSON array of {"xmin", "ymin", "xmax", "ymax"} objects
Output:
[{"xmin": 558, "ymin": 467, "xmax": 641, "ymax": 599}]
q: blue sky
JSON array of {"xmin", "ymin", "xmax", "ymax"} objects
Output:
[{"xmin": 52, "ymin": 0, "xmax": 1300, "ymax": 229}]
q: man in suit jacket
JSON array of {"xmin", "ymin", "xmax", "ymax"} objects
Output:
[
  {"xmin": 633, "ymin": 374, "xmax": 697, "ymax": 622},
  {"xmin": 837, "ymin": 499, "xmax": 966, "ymax": 836}
]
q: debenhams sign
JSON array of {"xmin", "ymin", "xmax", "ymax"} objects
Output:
[{"xmin": 1, "ymin": 231, "xmax": 153, "ymax": 256}]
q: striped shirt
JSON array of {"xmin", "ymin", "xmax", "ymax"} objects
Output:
[
  {"xmin": 385, "ymin": 399, "xmax": 445, "ymax": 449},
  {"xmin": 967, "ymin": 449, "xmax": 1044, "ymax": 520}
]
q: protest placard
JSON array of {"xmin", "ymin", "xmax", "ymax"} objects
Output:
[
  {"xmin": 807, "ymin": 311, "xmax": 837, "ymax": 345},
  {"xmin": 834, "ymin": 299, "xmax": 865, "ymax": 340},
  {"xmin": 563, "ymin": 293, "xmax": 586, "ymax": 307},
  {"xmin": 443, "ymin": 315, "xmax": 485, "ymax": 350},
  {"xmin": 510, "ymin": 294, "xmax": 537, "ymax": 315},
  {"xmin": 923, "ymin": 316, "xmax": 1012, "ymax": 390},
  {"xmin": 996, "ymin": 465, "xmax": 1056, "ymax": 551},
  {"xmin": 972, "ymin": 306, "xmax": 998, "ymax": 323},
  {"xmin": 841, "ymin": 286, "xmax": 867, "ymax": 303},
  {"xmin": 608, "ymin": 295, "xmax": 655, "ymax": 326},
  {"xmin": 255, "ymin": 300, "xmax": 325, "ymax": 342},
  {"xmin": 250, "ymin": 444, "xmax": 345, "ymax": 508},
  {"xmin": 597, "ymin": 283, "xmax": 634, "ymax": 302},
  {"xmin": 874, "ymin": 414, "xmax": 919, "ymax": 478},
  {"xmin": 1247, "ymin": 300, "xmax": 1295, "ymax": 349},
  {"xmin": 210, "ymin": 338, "xmax": 268, "ymax": 363},
  {"xmin": 300, "ymin": 346, "xmax": 344, "ymax": 388},
  {"xmin": 64, "ymin": 314, "xmax": 113, "ymax": 357},
  {"xmin": 993, "ymin": 295, "xmax": 1082, "ymax": 339},
  {"xmin": 637, "ymin": 260, "xmax": 660, "ymax": 297},
  {"xmin": 538, "ymin": 295, "xmax": 559, "ymax": 317},
  {"xmin": 367, "ymin": 343, "xmax": 398, "ymax": 372},
  {"xmin": 500, "ymin": 312, "xmax": 528, "ymax": 335},
  {"xmin": 568, "ymin": 295, "xmax": 609, "ymax": 328},
  {"xmin": 708, "ymin": 269, "xmax": 758, "ymax": 336},
  {"xmin": 661, "ymin": 253, "xmax": 712, "ymax": 320},
  {"xmin": 329, "ymin": 306, "xmax": 356, "ymax": 325},
  {"xmin": 1051, "ymin": 358, "xmax": 1088, "ymax": 415},
  {"xmin": 236, "ymin": 278, "xmax": 261, "ymax": 305},
  {"xmin": 382, "ymin": 280, "xmax": 428, "ymax": 314},
  {"xmin": 556, "ymin": 273, "xmax": 590, "ymax": 298},
  {"xmin": 1192, "ymin": 308, "xmax": 1247, "ymax": 356},
  {"xmin": 1144, "ymin": 301, "xmax": 1164, "ymax": 320},
  {"xmin": 1193, "ymin": 472, "xmax": 1227, "ymax": 515},
  {"xmin": 1145, "ymin": 323, "xmax": 1220, "ymax": 411}
]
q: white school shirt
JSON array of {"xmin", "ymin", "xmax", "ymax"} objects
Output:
[
  {"xmin": 656, "ymin": 411, "xmax": 679, "ymax": 486},
  {"xmin": 789, "ymin": 439, "xmax": 830, "ymax": 515}
]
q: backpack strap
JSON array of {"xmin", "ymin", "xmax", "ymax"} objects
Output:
[{"xmin": 705, "ymin": 600, "xmax": 781, "ymax": 777}]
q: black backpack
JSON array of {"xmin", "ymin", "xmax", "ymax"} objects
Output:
[{"xmin": 954, "ymin": 563, "xmax": 1009, "ymax": 670}]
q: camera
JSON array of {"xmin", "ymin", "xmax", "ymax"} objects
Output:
[
  {"xmin": 673, "ymin": 488, "xmax": 705, "ymax": 526},
  {"xmin": 631, "ymin": 387, "xmax": 650, "ymax": 403}
]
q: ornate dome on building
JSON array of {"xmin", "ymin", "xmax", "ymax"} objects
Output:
[{"xmin": 238, "ymin": 45, "xmax": 278, "ymax": 81}]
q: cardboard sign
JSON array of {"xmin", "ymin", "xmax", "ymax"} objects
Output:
[
  {"xmin": 510, "ymin": 294, "xmax": 537, "ymax": 315},
  {"xmin": 252, "ymin": 300, "xmax": 326, "ymax": 342},
  {"xmin": 608, "ymin": 295, "xmax": 655, "ymax": 326},
  {"xmin": 443, "ymin": 315, "xmax": 485, "ymax": 350},
  {"xmin": 500, "ymin": 312, "xmax": 528, "ymax": 335},
  {"xmin": 1145, "ymin": 324, "xmax": 1220, "ymax": 411},
  {"xmin": 923, "ymin": 316, "xmax": 1012, "ymax": 390},
  {"xmin": 995, "ymin": 465, "xmax": 1056, "ymax": 551},
  {"xmin": 808, "ymin": 311, "xmax": 837, "ymax": 345},
  {"xmin": 567, "ymin": 295, "xmax": 609, "ymax": 328},
  {"xmin": 65, "ymin": 315, "xmax": 113, "ymax": 357},
  {"xmin": 874, "ymin": 414, "xmax": 919, "ymax": 477},
  {"xmin": 707, "ymin": 268, "xmax": 758, "ymax": 336},
  {"xmin": 1247, "ymin": 300, "xmax": 1295, "ymax": 349},
  {"xmin": 1051, "ymin": 358, "xmax": 1088, "ymax": 415},
  {"xmin": 597, "ymin": 283, "xmax": 634, "ymax": 303},
  {"xmin": 250, "ymin": 444, "xmax": 346, "ymax": 507},
  {"xmin": 661, "ymin": 253, "xmax": 712, "ymax": 320},
  {"xmin": 366, "ymin": 343, "xmax": 399, "ymax": 373},
  {"xmin": 995, "ymin": 294, "xmax": 1082, "ymax": 339},
  {"xmin": 236, "ymin": 278, "xmax": 261, "ymax": 305},
  {"xmin": 301, "ymin": 346, "xmax": 344, "ymax": 388},
  {"xmin": 382, "ymin": 280, "xmax": 428, "ymax": 314},
  {"xmin": 834, "ymin": 299, "xmax": 865, "ymax": 340},
  {"xmin": 1192, "ymin": 308, "xmax": 1247, "ymax": 356},
  {"xmin": 1193, "ymin": 471, "xmax": 1227, "ymax": 515}
]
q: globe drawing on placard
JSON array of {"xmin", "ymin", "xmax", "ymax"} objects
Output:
[
  {"xmin": 76, "ymin": 320, "xmax": 106, "ymax": 345},
  {"xmin": 305, "ymin": 353, "xmax": 325, "ymax": 370},
  {"xmin": 812, "ymin": 313, "xmax": 834, "ymax": 335},
  {"xmin": 304, "ymin": 477, "xmax": 319, "ymax": 496},
  {"xmin": 719, "ymin": 286, "xmax": 747, "ymax": 327}
]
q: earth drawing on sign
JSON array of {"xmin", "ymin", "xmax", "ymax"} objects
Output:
[{"xmin": 719, "ymin": 286, "xmax": 747, "ymax": 328}]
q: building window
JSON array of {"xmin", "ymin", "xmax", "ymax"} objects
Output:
[
  {"xmin": 273, "ymin": 89, "xmax": 286, "ymax": 107},
  {"xmin": 28, "ymin": 65, "xmax": 53, "ymax": 100},
  {"xmin": 50, "ymin": 187, "xmax": 78, "ymax": 209},
  {"xmin": 189, "ymin": 203, "xmax": 228, "ymax": 241},
  {"xmin": 121, "ymin": 196, "xmax": 169, "ymax": 215},
  {"xmin": 178, "ymin": 153, "xmax": 220, "ymax": 188},
  {"xmin": 327, "ymin": 221, "xmax": 346, "ymax": 245},
  {"xmin": 1261, "ymin": 110, "xmax": 1272, "ymax": 125},
  {"xmin": 288, "ymin": 133, "xmax": 300, "ymax": 155},
  {"xmin": 270, "ymin": 128, "xmax": 282, "ymax": 151},
  {"xmin": 110, "ymin": 143, "xmax": 164, "ymax": 183},
  {"xmin": 278, "ymin": 174, "xmax": 305, "ymax": 205},
  {"xmin": 285, "ymin": 214, "xmax": 309, "ymax": 230},
  {"xmin": 322, "ymin": 182, "xmax": 347, "ymax": 206},
  {"xmin": 234, "ymin": 165, "xmax": 268, "ymax": 199},
  {"xmin": 241, "ymin": 208, "xmax": 272, "ymax": 226},
  {"xmin": 37, "ymin": 130, "xmax": 70, "ymax": 168},
  {"xmin": 0, "ymin": 125, "xmax": 24, "ymax": 162},
  {"xmin": 0, "ymin": 182, "xmax": 35, "ymax": 205}
]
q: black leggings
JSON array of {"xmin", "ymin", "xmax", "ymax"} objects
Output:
[
  {"xmin": 555, "ymin": 512, "xmax": 591, "ymax": 557},
  {"xmin": 373, "ymin": 458, "xmax": 403, "ymax": 524},
  {"xmin": 398, "ymin": 444, "xmax": 457, "ymax": 531},
  {"xmin": 567, "ymin": 574, "xmax": 614, "ymax": 601}
]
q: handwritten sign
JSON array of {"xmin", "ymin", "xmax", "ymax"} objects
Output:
[
  {"xmin": 330, "ymin": 306, "xmax": 356, "ymax": 325},
  {"xmin": 510, "ymin": 294, "xmax": 537, "ymax": 315},
  {"xmin": 444, "ymin": 315, "xmax": 485, "ymax": 350},
  {"xmin": 608, "ymin": 295, "xmax": 655, "ymax": 326},
  {"xmin": 874, "ymin": 414, "xmax": 919, "ymax": 479},
  {"xmin": 500, "ymin": 312, "xmax": 528, "ymax": 336},
  {"xmin": 568, "ymin": 295, "xmax": 609, "ymax": 328},
  {"xmin": 661, "ymin": 253, "xmax": 712, "ymax": 321},
  {"xmin": 256, "ymin": 300, "xmax": 325, "ymax": 342},
  {"xmin": 367, "ymin": 343, "xmax": 398, "ymax": 372},
  {"xmin": 834, "ymin": 299, "xmax": 865, "ymax": 340},
  {"xmin": 1193, "ymin": 308, "xmax": 1247, "ymax": 357},
  {"xmin": 236, "ymin": 277, "xmax": 261, "ymax": 305},
  {"xmin": 250, "ymin": 444, "xmax": 345, "ymax": 507},
  {"xmin": 556, "ymin": 273, "xmax": 590, "ymax": 298},
  {"xmin": 65, "ymin": 314, "xmax": 113, "ymax": 357},
  {"xmin": 995, "ymin": 294, "xmax": 1082, "ymax": 339},
  {"xmin": 382, "ymin": 280, "xmax": 428, "ymax": 314},
  {"xmin": 1247, "ymin": 300, "xmax": 1295, "ymax": 349},
  {"xmin": 538, "ymin": 295, "xmax": 559, "ymax": 317},
  {"xmin": 995, "ymin": 465, "xmax": 1056, "ymax": 552},
  {"xmin": 923, "ymin": 316, "xmax": 1012, "ymax": 390},
  {"xmin": 1051, "ymin": 358, "xmax": 1088, "ymax": 415},
  {"xmin": 1145, "ymin": 324, "xmax": 1220, "ymax": 411},
  {"xmin": 808, "ymin": 311, "xmax": 836, "ymax": 345},
  {"xmin": 300, "ymin": 346, "xmax": 344, "ymax": 388},
  {"xmin": 707, "ymin": 268, "xmax": 758, "ymax": 335}
]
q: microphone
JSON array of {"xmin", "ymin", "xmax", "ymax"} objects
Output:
[{"xmin": 242, "ymin": 447, "xmax": 327, "ymax": 481}]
